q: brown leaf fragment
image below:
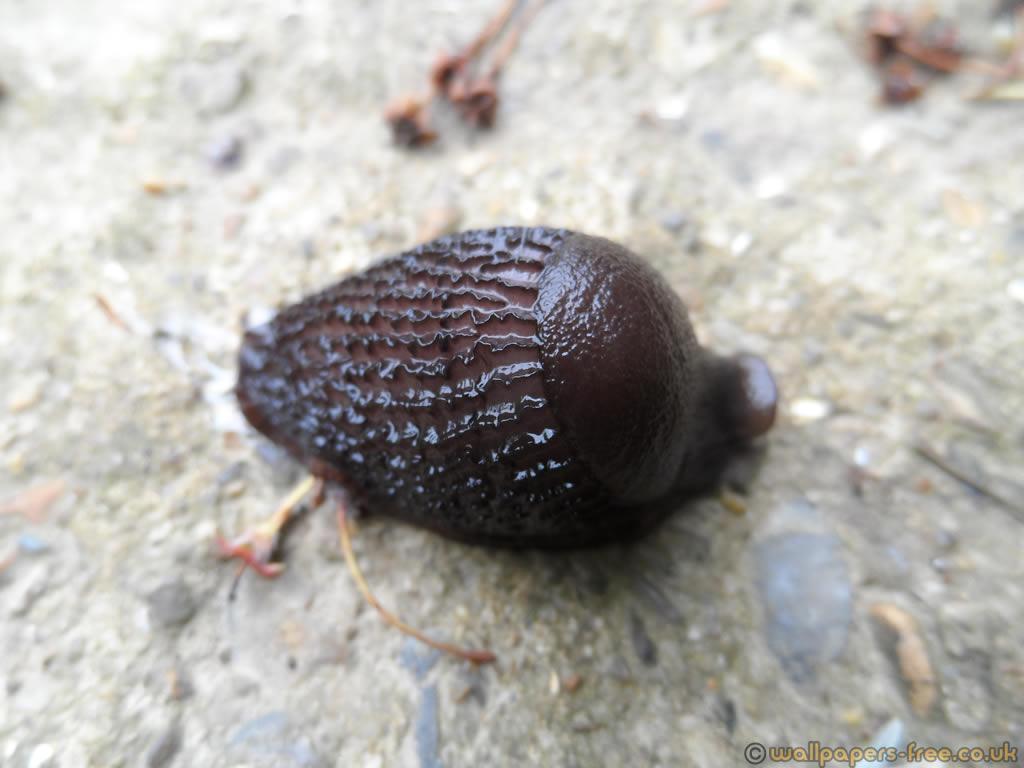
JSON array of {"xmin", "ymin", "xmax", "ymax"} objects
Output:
[
  {"xmin": 0, "ymin": 480, "xmax": 67, "ymax": 522},
  {"xmin": 941, "ymin": 189, "xmax": 985, "ymax": 229},
  {"xmin": 562, "ymin": 673, "xmax": 583, "ymax": 693},
  {"xmin": 870, "ymin": 603, "xmax": 938, "ymax": 716}
]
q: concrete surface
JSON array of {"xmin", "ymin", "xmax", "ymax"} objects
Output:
[{"xmin": 1, "ymin": 0, "xmax": 1022, "ymax": 766}]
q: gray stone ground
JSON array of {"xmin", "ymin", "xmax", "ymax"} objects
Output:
[{"xmin": 1, "ymin": 0, "xmax": 1023, "ymax": 766}]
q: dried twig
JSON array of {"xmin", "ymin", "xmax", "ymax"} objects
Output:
[
  {"xmin": 970, "ymin": 7, "xmax": 1024, "ymax": 99},
  {"xmin": 336, "ymin": 499, "xmax": 496, "ymax": 664},
  {"xmin": 94, "ymin": 293, "xmax": 132, "ymax": 332},
  {"xmin": 432, "ymin": 0, "xmax": 519, "ymax": 96},
  {"xmin": 913, "ymin": 442, "xmax": 1024, "ymax": 522}
]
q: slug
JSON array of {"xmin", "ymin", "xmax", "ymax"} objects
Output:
[{"xmin": 236, "ymin": 226, "xmax": 777, "ymax": 549}]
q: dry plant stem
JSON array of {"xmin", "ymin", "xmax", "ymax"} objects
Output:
[
  {"xmin": 995, "ymin": 7, "xmax": 1024, "ymax": 76},
  {"xmin": 215, "ymin": 475, "xmax": 320, "ymax": 578},
  {"xmin": 432, "ymin": 0, "xmax": 519, "ymax": 97},
  {"xmin": 895, "ymin": 37, "xmax": 961, "ymax": 72},
  {"xmin": 485, "ymin": 0, "xmax": 544, "ymax": 80},
  {"xmin": 966, "ymin": 8, "xmax": 1024, "ymax": 95},
  {"xmin": 93, "ymin": 293, "xmax": 131, "ymax": 332},
  {"xmin": 336, "ymin": 499, "xmax": 497, "ymax": 665},
  {"xmin": 465, "ymin": 0, "xmax": 520, "ymax": 66},
  {"xmin": 913, "ymin": 443, "xmax": 1024, "ymax": 521}
]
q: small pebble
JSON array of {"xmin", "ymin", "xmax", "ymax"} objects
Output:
[
  {"xmin": 570, "ymin": 713, "xmax": 601, "ymax": 733},
  {"xmin": 267, "ymin": 146, "xmax": 301, "ymax": 176},
  {"xmin": 230, "ymin": 712, "xmax": 322, "ymax": 767},
  {"xmin": 456, "ymin": 151, "xmax": 493, "ymax": 178},
  {"xmin": 942, "ymin": 672, "xmax": 992, "ymax": 732},
  {"xmin": 146, "ymin": 722, "xmax": 182, "ymax": 768},
  {"xmin": 730, "ymin": 231, "xmax": 754, "ymax": 256},
  {"xmin": 789, "ymin": 397, "xmax": 831, "ymax": 423},
  {"xmin": 629, "ymin": 610, "xmax": 658, "ymax": 667},
  {"xmin": 938, "ymin": 602, "xmax": 991, "ymax": 658},
  {"xmin": 856, "ymin": 718, "xmax": 903, "ymax": 768},
  {"xmin": 755, "ymin": 520, "xmax": 852, "ymax": 681},
  {"xmin": 839, "ymin": 707, "xmax": 864, "ymax": 727},
  {"xmin": 1007, "ymin": 277, "xmax": 1024, "ymax": 305},
  {"xmin": 17, "ymin": 533, "xmax": 50, "ymax": 555},
  {"xmin": 400, "ymin": 638, "xmax": 441, "ymax": 682},
  {"xmin": 415, "ymin": 684, "xmax": 441, "ymax": 768},
  {"xmin": 719, "ymin": 488, "xmax": 747, "ymax": 515},
  {"xmin": 455, "ymin": 667, "xmax": 486, "ymax": 706},
  {"xmin": 714, "ymin": 696, "xmax": 737, "ymax": 733},
  {"xmin": 27, "ymin": 744, "xmax": 56, "ymax": 768},
  {"xmin": 167, "ymin": 666, "xmax": 194, "ymax": 700},
  {"xmin": 753, "ymin": 32, "xmax": 820, "ymax": 90},
  {"xmin": 720, "ymin": 448, "xmax": 764, "ymax": 493},
  {"xmin": 631, "ymin": 573, "xmax": 683, "ymax": 624},
  {"xmin": 658, "ymin": 211, "xmax": 688, "ymax": 233},
  {"xmin": 8, "ymin": 380, "xmax": 43, "ymax": 413},
  {"xmin": 10, "ymin": 568, "xmax": 50, "ymax": 617},
  {"xmin": 205, "ymin": 134, "xmax": 244, "ymax": 170},
  {"xmin": 562, "ymin": 673, "xmax": 583, "ymax": 693},
  {"xmin": 147, "ymin": 580, "xmax": 198, "ymax": 629},
  {"xmin": 604, "ymin": 654, "xmax": 632, "ymax": 682},
  {"xmin": 754, "ymin": 175, "xmax": 787, "ymax": 200},
  {"xmin": 142, "ymin": 179, "xmax": 179, "ymax": 196},
  {"xmin": 222, "ymin": 479, "xmax": 246, "ymax": 499},
  {"xmin": 654, "ymin": 96, "xmax": 688, "ymax": 122},
  {"xmin": 417, "ymin": 205, "xmax": 463, "ymax": 242},
  {"xmin": 858, "ymin": 122, "xmax": 893, "ymax": 159},
  {"xmin": 188, "ymin": 62, "xmax": 248, "ymax": 116}
]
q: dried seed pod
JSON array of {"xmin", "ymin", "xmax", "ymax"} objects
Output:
[{"xmin": 383, "ymin": 95, "xmax": 438, "ymax": 148}]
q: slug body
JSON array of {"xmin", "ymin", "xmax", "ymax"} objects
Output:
[{"xmin": 237, "ymin": 227, "xmax": 777, "ymax": 547}]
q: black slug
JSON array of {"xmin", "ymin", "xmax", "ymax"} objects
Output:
[{"xmin": 236, "ymin": 226, "xmax": 777, "ymax": 548}]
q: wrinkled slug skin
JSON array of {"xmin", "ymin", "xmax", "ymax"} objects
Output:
[{"xmin": 236, "ymin": 227, "xmax": 772, "ymax": 547}]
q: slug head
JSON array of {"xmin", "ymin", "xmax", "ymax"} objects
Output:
[
  {"xmin": 672, "ymin": 351, "xmax": 778, "ymax": 495},
  {"xmin": 536, "ymin": 234, "xmax": 700, "ymax": 506},
  {"xmin": 536, "ymin": 233, "xmax": 778, "ymax": 506}
]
